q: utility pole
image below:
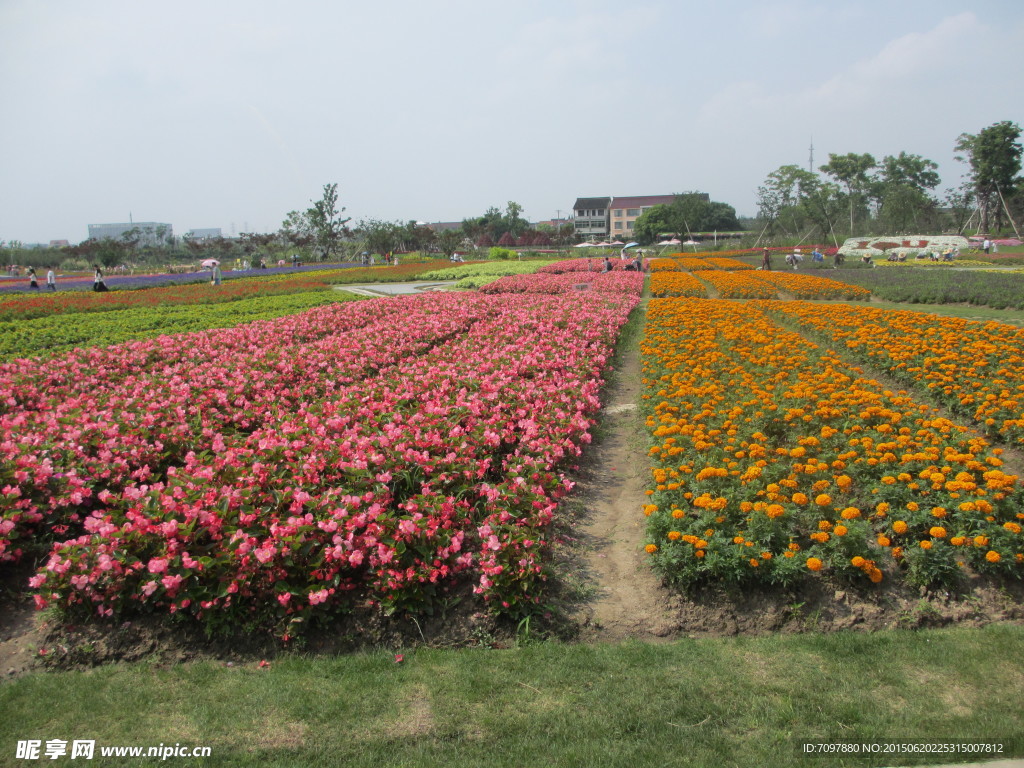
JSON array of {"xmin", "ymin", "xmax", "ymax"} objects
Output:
[{"xmin": 808, "ymin": 138, "xmax": 814, "ymax": 173}]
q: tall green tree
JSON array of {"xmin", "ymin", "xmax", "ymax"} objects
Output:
[
  {"xmin": 820, "ymin": 152, "xmax": 877, "ymax": 234},
  {"xmin": 306, "ymin": 183, "xmax": 352, "ymax": 260},
  {"xmin": 955, "ymin": 121, "xmax": 1022, "ymax": 233},
  {"xmin": 875, "ymin": 152, "xmax": 941, "ymax": 232},
  {"xmin": 756, "ymin": 165, "xmax": 820, "ymax": 236},
  {"xmin": 632, "ymin": 193, "xmax": 740, "ymax": 244}
]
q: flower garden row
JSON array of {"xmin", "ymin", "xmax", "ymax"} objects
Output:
[
  {"xmin": 0, "ymin": 263, "xmax": 450, "ymax": 322},
  {"xmin": 0, "ymin": 291, "xmax": 362, "ymax": 362},
  {"xmin": 650, "ymin": 269, "xmax": 871, "ymax": 301},
  {"xmin": 641, "ymin": 298, "xmax": 1023, "ymax": 590},
  {"xmin": 3, "ymin": 289, "xmax": 640, "ymax": 637},
  {"xmin": 765, "ymin": 302, "xmax": 1024, "ymax": 447},
  {"xmin": 824, "ymin": 267, "xmax": 1024, "ymax": 311}
]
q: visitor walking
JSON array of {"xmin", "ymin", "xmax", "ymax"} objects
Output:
[
  {"xmin": 46, "ymin": 268, "xmax": 55, "ymax": 291},
  {"xmin": 93, "ymin": 264, "xmax": 108, "ymax": 292},
  {"xmin": 27, "ymin": 267, "xmax": 39, "ymax": 289},
  {"xmin": 983, "ymin": 237, "xmax": 991, "ymax": 255},
  {"xmin": 761, "ymin": 247, "xmax": 771, "ymax": 271}
]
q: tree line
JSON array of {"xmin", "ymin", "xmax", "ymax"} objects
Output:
[{"xmin": 755, "ymin": 120, "xmax": 1023, "ymax": 243}]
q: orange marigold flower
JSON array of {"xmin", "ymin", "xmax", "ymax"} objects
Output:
[
  {"xmin": 893, "ymin": 521, "xmax": 908, "ymax": 535},
  {"xmin": 1004, "ymin": 522, "xmax": 1022, "ymax": 534},
  {"xmin": 833, "ymin": 525, "xmax": 848, "ymax": 537},
  {"xmin": 851, "ymin": 556, "xmax": 866, "ymax": 568},
  {"xmin": 868, "ymin": 568, "xmax": 883, "ymax": 583},
  {"xmin": 765, "ymin": 504, "xmax": 784, "ymax": 519},
  {"xmin": 840, "ymin": 507, "xmax": 861, "ymax": 520},
  {"xmin": 892, "ymin": 546, "xmax": 903, "ymax": 559},
  {"xmin": 906, "ymin": 502, "xmax": 920, "ymax": 512},
  {"xmin": 815, "ymin": 494, "xmax": 832, "ymax": 506},
  {"xmin": 877, "ymin": 535, "xmax": 891, "ymax": 547},
  {"xmin": 931, "ymin": 507, "xmax": 948, "ymax": 518},
  {"xmin": 818, "ymin": 520, "xmax": 833, "ymax": 531},
  {"xmin": 749, "ymin": 558, "xmax": 760, "ymax": 567},
  {"xmin": 876, "ymin": 502, "xmax": 890, "ymax": 514},
  {"xmin": 792, "ymin": 493, "xmax": 809, "ymax": 505},
  {"xmin": 920, "ymin": 540, "xmax": 933, "ymax": 550},
  {"xmin": 929, "ymin": 526, "xmax": 947, "ymax": 539},
  {"xmin": 645, "ymin": 544, "xmax": 658, "ymax": 554},
  {"xmin": 695, "ymin": 550, "xmax": 705, "ymax": 559},
  {"xmin": 986, "ymin": 550, "xmax": 1001, "ymax": 563},
  {"xmin": 806, "ymin": 557, "xmax": 823, "ymax": 571},
  {"xmin": 974, "ymin": 536, "xmax": 990, "ymax": 547},
  {"xmin": 950, "ymin": 536, "xmax": 966, "ymax": 546},
  {"xmin": 671, "ymin": 508, "xmax": 685, "ymax": 519},
  {"xmin": 667, "ymin": 531, "xmax": 682, "ymax": 541}
]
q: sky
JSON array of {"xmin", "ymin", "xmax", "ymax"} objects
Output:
[{"xmin": 1, "ymin": 0, "xmax": 1022, "ymax": 243}]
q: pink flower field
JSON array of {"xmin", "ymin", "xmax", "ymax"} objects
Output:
[{"xmin": 2, "ymin": 290, "xmax": 640, "ymax": 637}]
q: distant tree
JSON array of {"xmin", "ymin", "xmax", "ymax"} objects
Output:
[
  {"xmin": 875, "ymin": 152, "xmax": 941, "ymax": 232},
  {"xmin": 476, "ymin": 233, "xmax": 494, "ymax": 248},
  {"xmin": 436, "ymin": 229, "xmax": 463, "ymax": 257},
  {"xmin": 306, "ymin": 183, "xmax": 351, "ymax": 260},
  {"xmin": 955, "ymin": 121, "xmax": 1022, "ymax": 233},
  {"xmin": 820, "ymin": 152, "xmax": 877, "ymax": 234},
  {"xmin": 497, "ymin": 231, "xmax": 516, "ymax": 247},
  {"xmin": 632, "ymin": 193, "xmax": 740, "ymax": 244}
]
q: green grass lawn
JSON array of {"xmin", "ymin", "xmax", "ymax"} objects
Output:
[{"xmin": 2, "ymin": 625, "xmax": 1021, "ymax": 767}]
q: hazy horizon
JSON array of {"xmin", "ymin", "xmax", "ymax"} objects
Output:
[{"xmin": 2, "ymin": 0, "xmax": 1022, "ymax": 243}]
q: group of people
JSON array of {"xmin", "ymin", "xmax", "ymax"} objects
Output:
[
  {"xmin": 761, "ymin": 247, "xmax": 844, "ymax": 270},
  {"xmin": 19, "ymin": 266, "xmax": 57, "ymax": 291},
  {"xmin": 601, "ymin": 254, "xmax": 645, "ymax": 272}
]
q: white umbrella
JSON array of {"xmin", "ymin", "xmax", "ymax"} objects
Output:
[
  {"xmin": 609, "ymin": 240, "xmax": 625, "ymax": 245},
  {"xmin": 574, "ymin": 242, "xmax": 594, "ymax": 248},
  {"xmin": 201, "ymin": 258, "xmax": 220, "ymax": 268},
  {"xmin": 622, "ymin": 242, "xmax": 640, "ymax": 249}
]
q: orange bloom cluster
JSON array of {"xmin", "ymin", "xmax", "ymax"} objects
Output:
[
  {"xmin": 767, "ymin": 302, "xmax": 1024, "ymax": 445},
  {"xmin": 648, "ymin": 259, "xmax": 679, "ymax": 272},
  {"xmin": 672, "ymin": 257, "xmax": 753, "ymax": 271},
  {"xmin": 697, "ymin": 270, "xmax": 778, "ymax": 299},
  {"xmin": 650, "ymin": 272, "xmax": 707, "ymax": 298},
  {"xmin": 641, "ymin": 297, "xmax": 1024, "ymax": 589},
  {"xmin": 754, "ymin": 272, "xmax": 871, "ymax": 300}
]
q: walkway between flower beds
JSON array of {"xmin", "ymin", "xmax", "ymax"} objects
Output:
[{"xmin": 570, "ymin": 302, "xmax": 683, "ymax": 641}]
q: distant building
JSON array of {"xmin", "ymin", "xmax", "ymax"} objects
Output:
[
  {"xmin": 572, "ymin": 197, "xmax": 612, "ymax": 239},
  {"xmin": 49, "ymin": 239, "xmax": 70, "ymax": 248},
  {"xmin": 572, "ymin": 194, "xmax": 711, "ymax": 240},
  {"xmin": 609, "ymin": 195, "xmax": 682, "ymax": 236},
  {"xmin": 87, "ymin": 222, "xmax": 173, "ymax": 246},
  {"xmin": 185, "ymin": 228, "xmax": 223, "ymax": 240}
]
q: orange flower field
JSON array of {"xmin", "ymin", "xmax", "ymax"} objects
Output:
[
  {"xmin": 641, "ymin": 297, "xmax": 1024, "ymax": 590},
  {"xmin": 766, "ymin": 302, "xmax": 1024, "ymax": 445},
  {"xmin": 649, "ymin": 272, "xmax": 707, "ymax": 298}
]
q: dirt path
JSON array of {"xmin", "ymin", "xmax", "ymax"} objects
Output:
[{"xmin": 566, "ymin": 306, "xmax": 682, "ymax": 642}]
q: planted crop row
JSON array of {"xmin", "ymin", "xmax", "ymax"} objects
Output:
[
  {"xmin": 641, "ymin": 298, "xmax": 1023, "ymax": 590},
  {"xmin": 767, "ymin": 302, "xmax": 1024, "ymax": 446},
  {"xmin": 825, "ymin": 267, "xmax": 1024, "ymax": 310},
  {"xmin": 0, "ymin": 291, "xmax": 361, "ymax": 361},
  {"xmin": 479, "ymin": 271, "xmax": 643, "ymax": 295},
  {"xmin": 6, "ymin": 292, "xmax": 640, "ymax": 637},
  {"xmin": 417, "ymin": 261, "xmax": 555, "ymax": 281}
]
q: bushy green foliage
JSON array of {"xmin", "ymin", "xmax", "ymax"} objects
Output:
[
  {"xmin": 418, "ymin": 260, "xmax": 557, "ymax": 281},
  {"xmin": 489, "ymin": 246, "xmax": 518, "ymax": 260},
  {"xmin": 0, "ymin": 291, "xmax": 361, "ymax": 360}
]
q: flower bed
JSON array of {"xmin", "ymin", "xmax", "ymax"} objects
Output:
[
  {"xmin": 479, "ymin": 271, "xmax": 643, "ymax": 295},
  {"xmin": 696, "ymin": 270, "xmax": 778, "ymax": 299},
  {"xmin": 641, "ymin": 298, "xmax": 1024, "ymax": 590},
  {"xmin": 4, "ymin": 291, "xmax": 640, "ymax": 637},
  {"xmin": 0, "ymin": 291, "xmax": 362, "ymax": 361},
  {"xmin": 753, "ymin": 272, "xmax": 871, "ymax": 300},
  {"xmin": 650, "ymin": 272, "xmax": 707, "ymax": 298},
  {"xmin": 767, "ymin": 301, "xmax": 1024, "ymax": 446}
]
